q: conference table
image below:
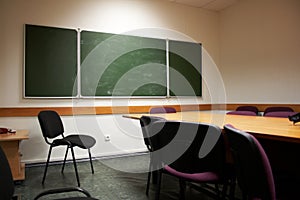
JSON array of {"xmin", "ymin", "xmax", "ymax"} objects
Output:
[
  {"xmin": 124, "ymin": 111, "xmax": 300, "ymax": 143},
  {"xmin": 125, "ymin": 110, "xmax": 300, "ymax": 181}
]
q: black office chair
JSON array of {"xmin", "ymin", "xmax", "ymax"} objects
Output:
[
  {"xmin": 150, "ymin": 120, "xmax": 233, "ymax": 200},
  {"xmin": 0, "ymin": 143, "xmax": 98, "ymax": 200},
  {"xmin": 140, "ymin": 115, "xmax": 167, "ymax": 195},
  {"xmin": 0, "ymin": 145, "xmax": 19, "ymax": 200},
  {"xmin": 38, "ymin": 110, "xmax": 96, "ymax": 187},
  {"xmin": 224, "ymin": 124, "xmax": 276, "ymax": 200}
]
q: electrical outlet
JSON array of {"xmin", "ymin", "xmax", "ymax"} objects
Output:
[{"xmin": 104, "ymin": 135, "xmax": 110, "ymax": 142}]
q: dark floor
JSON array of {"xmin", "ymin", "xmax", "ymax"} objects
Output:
[
  {"xmin": 14, "ymin": 153, "xmax": 300, "ymax": 200},
  {"xmin": 14, "ymin": 153, "xmax": 233, "ymax": 200}
]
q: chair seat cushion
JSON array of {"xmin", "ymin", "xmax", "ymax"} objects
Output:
[
  {"xmin": 264, "ymin": 111, "xmax": 298, "ymax": 118},
  {"xmin": 227, "ymin": 111, "xmax": 257, "ymax": 116},
  {"xmin": 65, "ymin": 135, "xmax": 96, "ymax": 149},
  {"xmin": 164, "ymin": 165, "xmax": 220, "ymax": 182},
  {"xmin": 52, "ymin": 138, "xmax": 72, "ymax": 146}
]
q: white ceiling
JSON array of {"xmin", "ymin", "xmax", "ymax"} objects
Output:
[{"xmin": 167, "ymin": 0, "xmax": 239, "ymax": 11}]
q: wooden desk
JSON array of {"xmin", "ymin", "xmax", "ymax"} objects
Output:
[
  {"xmin": 124, "ymin": 111, "xmax": 300, "ymax": 143},
  {"xmin": 0, "ymin": 130, "xmax": 29, "ymax": 181}
]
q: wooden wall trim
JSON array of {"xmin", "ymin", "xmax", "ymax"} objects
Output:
[
  {"xmin": 0, "ymin": 104, "xmax": 210, "ymax": 117},
  {"xmin": 0, "ymin": 104, "xmax": 299, "ymax": 117}
]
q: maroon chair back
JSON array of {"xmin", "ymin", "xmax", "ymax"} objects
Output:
[
  {"xmin": 227, "ymin": 106, "xmax": 258, "ymax": 116},
  {"xmin": 263, "ymin": 107, "xmax": 295, "ymax": 118},
  {"xmin": 236, "ymin": 106, "xmax": 259, "ymax": 115},
  {"xmin": 224, "ymin": 124, "xmax": 276, "ymax": 200},
  {"xmin": 149, "ymin": 106, "xmax": 176, "ymax": 114},
  {"xmin": 264, "ymin": 106, "xmax": 294, "ymax": 114}
]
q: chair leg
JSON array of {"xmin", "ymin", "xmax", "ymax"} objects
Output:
[
  {"xmin": 155, "ymin": 171, "xmax": 162, "ymax": 200},
  {"xmin": 228, "ymin": 177, "xmax": 236, "ymax": 200},
  {"xmin": 42, "ymin": 146, "xmax": 53, "ymax": 185},
  {"xmin": 88, "ymin": 149, "xmax": 94, "ymax": 174},
  {"xmin": 179, "ymin": 179, "xmax": 186, "ymax": 200},
  {"xmin": 151, "ymin": 154, "xmax": 158, "ymax": 184},
  {"xmin": 152, "ymin": 170, "xmax": 158, "ymax": 184},
  {"xmin": 221, "ymin": 182, "xmax": 228, "ymax": 199},
  {"xmin": 70, "ymin": 147, "xmax": 80, "ymax": 187},
  {"xmin": 214, "ymin": 184, "xmax": 221, "ymax": 198},
  {"xmin": 242, "ymin": 193, "xmax": 247, "ymax": 200},
  {"xmin": 146, "ymin": 171, "xmax": 151, "ymax": 195},
  {"xmin": 146, "ymin": 162, "xmax": 152, "ymax": 196},
  {"xmin": 61, "ymin": 146, "xmax": 69, "ymax": 173},
  {"xmin": 12, "ymin": 195, "xmax": 20, "ymax": 200}
]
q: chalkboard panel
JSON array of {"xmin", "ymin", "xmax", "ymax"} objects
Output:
[
  {"xmin": 24, "ymin": 25, "xmax": 202, "ymax": 98},
  {"xmin": 169, "ymin": 40, "xmax": 202, "ymax": 96},
  {"xmin": 80, "ymin": 31, "xmax": 167, "ymax": 97},
  {"xmin": 24, "ymin": 24, "xmax": 77, "ymax": 97}
]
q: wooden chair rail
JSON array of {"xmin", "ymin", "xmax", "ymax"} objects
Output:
[
  {"xmin": 0, "ymin": 104, "xmax": 299, "ymax": 117},
  {"xmin": 0, "ymin": 104, "xmax": 209, "ymax": 117}
]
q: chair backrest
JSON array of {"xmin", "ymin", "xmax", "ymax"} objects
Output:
[
  {"xmin": 139, "ymin": 116, "xmax": 166, "ymax": 151},
  {"xmin": 149, "ymin": 106, "xmax": 176, "ymax": 114},
  {"xmin": 236, "ymin": 106, "xmax": 259, "ymax": 115},
  {"xmin": 226, "ymin": 110, "xmax": 257, "ymax": 116},
  {"xmin": 227, "ymin": 106, "xmax": 259, "ymax": 116},
  {"xmin": 224, "ymin": 124, "xmax": 276, "ymax": 200},
  {"xmin": 150, "ymin": 121, "xmax": 225, "ymax": 175},
  {"xmin": 263, "ymin": 106, "xmax": 294, "ymax": 115},
  {"xmin": 0, "ymin": 145, "xmax": 15, "ymax": 200},
  {"xmin": 263, "ymin": 107, "xmax": 295, "ymax": 118},
  {"xmin": 38, "ymin": 110, "xmax": 64, "ymax": 139}
]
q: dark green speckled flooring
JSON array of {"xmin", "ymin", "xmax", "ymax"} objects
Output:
[
  {"xmin": 14, "ymin": 154, "xmax": 222, "ymax": 200},
  {"xmin": 14, "ymin": 153, "xmax": 300, "ymax": 200}
]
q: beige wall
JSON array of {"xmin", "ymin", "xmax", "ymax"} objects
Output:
[
  {"xmin": 220, "ymin": 0, "xmax": 300, "ymax": 103},
  {"xmin": 0, "ymin": 0, "xmax": 221, "ymax": 107},
  {"xmin": 0, "ymin": 0, "xmax": 222, "ymax": 163},
  {"xmin": 1, "ymin": 0, "xmax": 299, "ymax": 163},
  {"xmin": 2, "ymin": 0, "xmax": 299, "ymax": 106}
]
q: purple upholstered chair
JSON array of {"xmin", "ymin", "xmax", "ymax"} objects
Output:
[
  {"xmin": 224, "ymin": 124, "xmax": 276, "ymax": 200},
  {"xmin": 149, "ymin": 106, "xmax": 176, "ymax": 114},
  {"xmin": 151, "ymin": 121, "xmax": 233, "ymax": 200},
  {"xmin": 227, "ymin": 106, "xmax": 259, "ymax": 116},
  {"xmin": 263, "ymin": 106, "xmax": 296, "ymax": 118}
]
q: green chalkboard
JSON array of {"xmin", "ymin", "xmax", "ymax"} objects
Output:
[
  {"xmin": 80, "ymin": 31, "xmax": 167, "ymax": 96},
  {"xmin": 24, "ymin": 24, "xmax": 202, "ymax": 98},
  {"xmin": 24, "ymin": 24, "xmax": 77, "ymax": 97},
  {"xmin": 169, "ymin": 40, "xmax": 202, "ymax": 96}
]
